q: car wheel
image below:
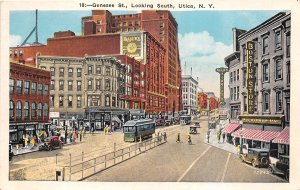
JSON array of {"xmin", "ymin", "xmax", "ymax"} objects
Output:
[
  {"xmin": 59, "ymin": 144, "xmax": 62, "ymax": 149},
  {"xmin": 49, "ymin": 146, "xmax": 53, "ymax": 151},
  {"xmin": 285, "ymin": 170, "xmax": 289, "ymax": 181},
  {"xmin": 252, "ymin": 160, "xmax": 257, "ymax": 167},
  {"xmin": 268, "ymin": 166, "xmax": 274, "ymax": 174}
]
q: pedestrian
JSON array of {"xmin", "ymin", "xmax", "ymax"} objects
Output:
[
  {"xmin": 69, "ymin": 131, "xmax": 72, "ymax": 143},
  {"xmin": 157, "ymin": 132, "xmax": 160, "ymax": 141},
  {"xmin": 188, "ymin": 134, "xmax": 192, "ymax": 145},
  {"xmin": 206, "ymin": 130, "xmax": 210, "ymax": 143},
  {"xmin": 176, "ymin": 133, "xmax": 181, "ymax": 143},
  {"xmin": 31, "ymin": 136, "xmax": 35, "ymax": 147},
  {"xmin": 222, "ymin": 131, "xmax": 226, "ymax": 143},
  {"xmin": 217, "ymin": 130, "xmax": 221, "ymax": 143},
  {"xmin": 24, "ymin": 137, "xmax": 28, "ymax": 148},
  {"xmin": 163, "ymin": 132, "xmax": 167, "ymax": 141},
  {"xmin": 79, "ymin": 130, "xmax": 82, "ymax": 142}
]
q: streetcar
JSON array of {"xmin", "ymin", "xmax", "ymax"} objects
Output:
[
  {"xmin": 180, "ymin": 115, "xmax": 192, "ymax": 125},
  {"xmin": 123, "ymin": 119, "xmax": 156, "ymax": 142}
]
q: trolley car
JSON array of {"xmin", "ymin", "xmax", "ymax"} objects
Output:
[
  {"xmin": 180, "ymin": 115, "xmax": 192, "ymax": 125},
  {"xmin": 123, "ymin": 119, "xmax": 155, "ymax": 142}
]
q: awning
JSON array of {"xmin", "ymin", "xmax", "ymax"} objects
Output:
[
  {"xmin": 112, "ymin": 116, "xmax": 122, "ymax": 124},
  {"xmin": 273, "ymin": 127, "xmax": 289, "ymax": 145},
  {"xmin": 232, "ymin": 128, "xmax": 261, "ymax": 139},
  {"xmin": 252, "ymin": 130, "xmax": 280, "ymax": 142},
  {"xmin": 223, "ymin": 123, "xmax": 240, "ymax": 134}
]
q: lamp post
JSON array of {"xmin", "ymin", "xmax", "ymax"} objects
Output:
[{"xmin": 239, "ymin": 120, "xmax": 243, "ymax": 154}]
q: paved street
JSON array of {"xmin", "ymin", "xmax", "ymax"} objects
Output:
[{"xmin": 9, "ymin": 116, "xmax": 286, "ymax": 182}]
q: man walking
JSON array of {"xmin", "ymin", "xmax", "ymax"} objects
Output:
[
  {"xmin": 222, "ymin": 130, "xmax": 226, "ymax": 143},
  {"xmin": 176, "ymin": 133, "xmax": 181, "ymax": 143}
]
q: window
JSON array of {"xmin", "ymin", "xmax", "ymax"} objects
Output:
[
  {"xmin": 287, "ymin": 63, "xmax": 290, "ymax": 85},
  {"xmin": 59, "ymin": 68, "xmax": 64, "ymax": 77},
  {"xmin": 68, "ymin": 81, "xmax": 73, "ymax": 91},
  {"xmin": 16, "ymin": 80, "xmax": 22, "ymax": 94},
  {"xmin": 68, "ymin": 95, "xmax": 73, "ymax": 108},
  {"xmin": 43, "ymin": 103, "xmax": 48, "ymax": 117},
  {"xmin": 50, "ymin": 95, "xmax": 54, "ymax": 107},
  {"xmin": 262, "ymin": 36, "xmax": 269, "ymax": 54},
  {"xmin": 88, "ymin": 66, "xmax": 93, "ymax": 74},
  {"xmin": 96, "ymin": 79, "xmax": 101, "ymax": 90},
  {"xmin": 230, "ymin": 72, "xmax": 233, "ymax": 83},
  {"xmin": 230, "ymin": 88, "xmax": 233, "ymax": 101},
  {"xmin": 9, "ymin": 101, "xmax": 14, "ymax": 120},
  {"xmin": 233, "ymin": 71, "xmax": 236, "ymax": 82},
  {"xmin": 243, "ymin": 70, "xmax": 246, "ymax": 86},
  {"xmin": 50, "ymin": 67, "xmax": 55, "ymax": 76},
  {"xmin": 31, "ymin": 102, "xmax": 36, "ymax": 119},
  {"xmin": 105, "ymin": 95, "xmax": 110, "ymax": 106},
  {"xmin": 243, "ymin": 96, "xmax": 247, "ymax": 112},
  {"xmin": 234, "ymin": 87, "xmax": 236, "ymax": 100},
  {"xmin": 237, "ymin": 69, "xmax": 239, "ymax": 81},
  {"xmin": 38, "ymin": 83, "xmax": 43, "ymax": 95},
  {"xmin": 77, "ymin": 68, "xmax": 82, "ymax": 77},
  {"xmin": 59, "ymin": 80, "xmax": 64, "ymax": 90},
  {"xmin": 19, "ymin": 50, "xmax": 23, "ymax": 56},
  {"xmin": 31, "ymin": 82, "xmax": 36, "ymax": 95},
  {"xmin": 50, "ymin": 80, "xmax": 55, "ymax": 90},
  {"xmin": 59, "ymin": 95, "xmax": 64, "ymax": 107},
  {"xmin": 37, "ymin": 103, "xmax": 42, "ymax": 118},
  {"xmin": 24, "ymin": 102, "xmax": 29, "ymax": 119},
  {"xmin": 77, "ymin": 81, "xmax": 82, "ymax": 91},
  {"xmin": 263, "ymin": 63, "xmax": 269, "ymax": 82},
  {"xmin": 106, "ymin": 67, "xmax": 111, "ymax": 75},
  {"xmin": 263, "ymin": 92, "xmax": 270, "ymax": 112},
  {"xmin": 77, "ymin": 96, "xmax": 81, "ymax": 108},
  {"xmin": 276, "ymin": 91, "xmax": 282, "ymax": 112},
  {"xmin": 275, "ymin": 30, "xmax": 282, "ymax": 49},
  {"xmin": 9, "ymin": 79, "xmax": 14, "ymax": 93},
  {"xmin": 88, "ymin": 79, "xmax": 93, "ymax": 90},
  {"xmin": 68, "ymin": 68, "xmax": 73, "ymax": 77},
  {"xmin": 96, "ymin": 66, "xmax": 101, "ymax": 74},
  {"xmin": 286, "ymin": 32, "xmax": 290, "ymax": 57},
  {"xmin": 44, "ymin": 84, "xmax": 49, "ymax": 95},
  {"xmin": 237, "ymin": 86, "xmax": 240, "ymax": 100},
  {"xmin": 105, "ymin": 80, "xmax": 110, "ymax": 91},
  {"xmin": 16, "ymin": 101, "xmax": 22, "ymax": 119},
  {"xmin": 275, "ymin": 59, "xmax": 282, "ymax": 80}
]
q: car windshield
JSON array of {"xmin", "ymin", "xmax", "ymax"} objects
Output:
[
  {"xmin": 44, "ymin": 138, "xmax": 51, "ymax": 142},
  {"xmin": 259, "ymin": 152, "xmax": 269, "ymax": 156}
]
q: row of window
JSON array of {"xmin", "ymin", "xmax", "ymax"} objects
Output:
[
  {"xmin": 261, "ymin": 59, "xmax": 290, "ymax": 83},
  {"xmin": 9, "ymin": 79, "xmax": 49, "ymax": 96},
  {"xmin": 48, "ymin": 66, "xmax": 115, "ymax": 77},
  {"xmin": 9, "ymin": 101, "xmax": 48, "ymax": 120}
]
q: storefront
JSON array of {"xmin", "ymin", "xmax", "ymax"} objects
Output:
[
  {"xmin": 9, "ymin": 122, "xmax": 38, "ymax": 144},
  {"xmin": 273, "ymin": 127, "xmax": 289, "ymax": 157}
]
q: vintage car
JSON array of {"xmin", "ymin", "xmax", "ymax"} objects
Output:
[
  {"xmin": 38, "ymin": 136, "xmax": 64, "ymax": 151},
  {"xmin": 155, "ymin": 118, "xmax": 165, "ymax": 126},
  {"xmin": 9, "ymin": 144, "xmax": 14, "ymax": 161},
  {"xmin": 269, "ymin": 155, "xmax": 289, "ymax": 180},
  {"xmin": 240, "ymin": 148, "xmax": 270, "ymax": 168}
]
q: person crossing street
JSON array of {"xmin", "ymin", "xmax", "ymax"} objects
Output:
[
  {"xmin": 188, "ymin": 134, "xmax": 192, "ymax": 145},
  {"xmin": 176, "ymin": 133, "xmax": 181, "ymax": 143}
]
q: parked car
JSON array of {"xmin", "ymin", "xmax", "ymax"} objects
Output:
[
  {"xmin": 240, "ymin": 148, "xmax": 270, "ymax": 168},
  {"xmin": 165, "ymin": 120, "xmax": 172, "ymax": 126},
  {"xmin": 9, "ymin": 144, "xmax": 14, "ymax": 161},
  {"xmin": 269, "ymin": 155, "xmax": 289, "ymax": 180},
  {"xmin": 155, "ymin": 118, "xmax": 165, "ymax": 126},
  {"xmin": 38, "ymin": 136, "xmax": 64, "ymax": 151}
]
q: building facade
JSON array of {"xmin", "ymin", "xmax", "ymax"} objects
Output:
[
  {"xmin": 9, "ymin": 62, "xmax": 51, "ymax": 144},
  {"xmin": 182, "ymin": 75, "xmax": 198, "ymax": 115},
  {"xmin": 224, "ymin": 12, "xmax": 291, "ymax": 156},
  {"xmin": 197, "ymin": 92, "xmax": 208, "ymax": 111}
]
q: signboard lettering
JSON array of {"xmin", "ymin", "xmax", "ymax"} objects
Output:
[
  {"xmin": 246, "ymin": 41, "xmax": 255, "ymax": 114},
  {"xmin": 215, "ymin": 67, "xmax": 229, "ymax": 105},
  {"xmin": 122, "ymin": 33, "xmax": 142, "ymax": 58}
]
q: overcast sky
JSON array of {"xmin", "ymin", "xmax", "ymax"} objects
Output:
[{"xmin": 10, "ymin": 10, "xmax": 282, "ymax": 98}]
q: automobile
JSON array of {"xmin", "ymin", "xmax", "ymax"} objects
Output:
[
  {"xmin": 240, "ymin": 148, "xmax": 270, "ymax": 168},
  {"xmin": 269, "ymin": 155, "xmax": 289, "ymax": 180},
  {"xmin": 155, "ymin": 118, "xmax": 165, "ymax": 126},
  {"xmin": 38, "ymin": 136, "xmax": 64, "ymax": 151},
  {"xmin": 9, "ymin": 144, "xmax": 14, "ymax": 161},
  {"xmin": 165, "ymin": 120, "xmax": 172, "ymax": 126},
  {"xmin": 194, "ymin": 122, "xmax": 200, "ymax": 127}
]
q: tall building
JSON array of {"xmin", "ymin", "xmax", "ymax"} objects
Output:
[
  {"xmin": 81, "ymin": 10, "xmax": 182, "ymax": 114},
  {"xmin": 182, "ymin": 75, "xmax": 198, "ymax": 115},
  {"xmin": 9, "ymin": 62, "xmax": 51, "ymax": 144},
  {"xmin": 224, "ymin": 12, "xmax": 290, "ymax": 157}
]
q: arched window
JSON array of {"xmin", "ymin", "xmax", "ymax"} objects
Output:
[
  {"xmin": 37, "ymin": 103, "xmax": 43, "ymax": 118},
  {"xmin": 31, "ymin": 102, "xmax": 36, "ymax": 119},
  {"xmin": 24, "ymin": 102, "xmax": 29, "ymax": 119},
  {"xmin": 16, "ymin": 101, "xmax": 22, "ymax": 119},
  {"xmin": 9, "ymin": 100, "xmax": 14, "ymax": 120},
  {"xmin": 43, "ymin": 103, "xmax": 48, "ymax": 117}
]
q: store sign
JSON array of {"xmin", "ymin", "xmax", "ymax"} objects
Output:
[
  {"xmin": 239, "ymin": 115, "xmax": 283, "ymax": 125},
  {"xmin": 215, "ymin": 67, "xmax": 228, "ymax": 105},
  {"xmin": 121, "ymin": 33, "xmax": 142, "ymax": 58},
  {"xmin": 246, "ymin": 41, "xmax": 255, "ymax": 114}
]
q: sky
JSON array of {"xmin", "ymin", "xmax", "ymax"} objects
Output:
[{"xmin": 10, "ymin": 10, "xmax": 282, "ymax": 99}]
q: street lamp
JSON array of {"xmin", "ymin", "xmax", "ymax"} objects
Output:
[{"xmin": 239, "ymin": 120, "xmax": 243, "ymax": 154}]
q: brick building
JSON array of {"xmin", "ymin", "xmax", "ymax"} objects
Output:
[
  {"xmin": 197, "ymin": 92, "xmax": 208, "ymax": 111},
  {"xmin": 9, "ymin": 62, "xmax": 51, "ymax": 144}
]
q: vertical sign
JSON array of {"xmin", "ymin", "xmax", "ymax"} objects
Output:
[
  {"xmin": 215, "ymin": 67, "xmax": 229, "ymax": 105},
  {"xmin": 246, "ymin": 41, "xmax": 255, "ymax": 114}
]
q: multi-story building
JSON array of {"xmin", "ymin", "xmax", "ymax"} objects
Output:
[
  {"xmin": 182, "ymin": 75, "xmax": 198, "ymax": 115},
  {"xmin": 9, "ymin": 62, "xmax": 50, "ymax": 144},
  {"xmin": 224, "ymin": 12, "xmax": 290, "ymax": 157},
  {"xmin": 197, "ymin": 91, "xmax": 208, "ymax": 111},
  {"xmin": 37, "ymin": 55, "xmax": 126, "ymax": 130},
  {"xmin": 82, "ymin": 10, "xmax": 182, "ymax": 114}
]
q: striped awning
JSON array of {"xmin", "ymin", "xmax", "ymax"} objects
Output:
[
  {"xmin": 223, "ymin": 123, "xmax": 240, "ymax": 134},
  {"xmin": 251, "ymin": 130, "xmax": 280, "ymax": 142},
  {"xmin": 273, "ymin": 127, "xmax": 289, "ymax": 145},
  {"xmin": 232, "ymin": 128, "xmax": 261, "ymax": 139}
]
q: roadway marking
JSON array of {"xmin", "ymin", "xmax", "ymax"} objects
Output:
[
  {"xmin": 177, "ymin": 146, "xmax": 211, "ymax": 182},
  {"xmin": 220, "ymin": 152, "xmax": 231, "ymax": 182}
]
